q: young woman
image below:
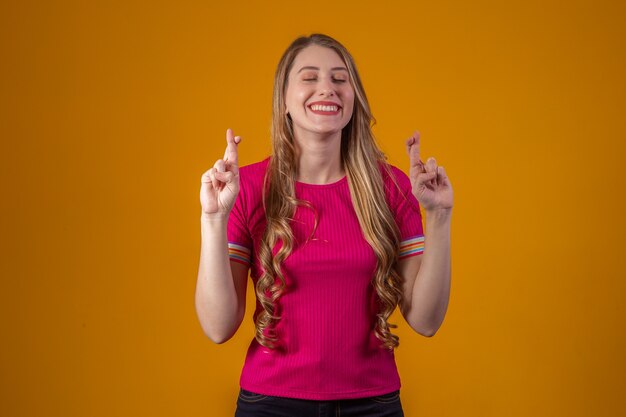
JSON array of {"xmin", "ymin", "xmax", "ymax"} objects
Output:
[{"xmin": 197, "ymin": 34, "xmax": 453, "ymax": 417}]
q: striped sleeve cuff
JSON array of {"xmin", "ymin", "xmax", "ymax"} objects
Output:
[
  {"xmin": 399, "ymin": 235, "xmax": 425, "ymax": 259},
  {"xmin": 228, "ymin": 242, "xmax": 252, "ymax": 265}
]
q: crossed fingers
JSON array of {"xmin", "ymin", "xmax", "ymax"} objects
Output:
[
  {"xmin": 203, "ymin": 128, "xmax": 241, "ymax": 191},
  {"xmin": 406, "ymin": 131, "xmax": 443, "ymax": 187}
]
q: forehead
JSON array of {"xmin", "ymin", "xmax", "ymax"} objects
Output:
[{"xmin": 290, "ymin": 45, "xmax": 346, "ymax": 73}]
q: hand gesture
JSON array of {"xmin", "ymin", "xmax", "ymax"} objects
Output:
[
  {"xmin": 406, "ymin": 131, "xmax": 453, "ymax": 212},
  {"xmin": 200, "ymin": 128, "xmax": 242, "ymax": 219}
]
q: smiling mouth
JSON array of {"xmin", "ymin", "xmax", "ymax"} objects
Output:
[{"xmin": 308, "ymin": 104, "xmax": 341, "ymax": 115}]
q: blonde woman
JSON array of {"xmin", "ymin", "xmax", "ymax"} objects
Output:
[{"xmin": 197, "ymin": 34, "xmax": 453, "ymax": 417}]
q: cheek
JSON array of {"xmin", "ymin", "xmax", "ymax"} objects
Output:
[
  {"xmin": 286, "ymin": 88, "xmax": 309, "ymax": 110},
  {"xmin": 343, "ymin": 90, "xmax": 356, "ymax": 114},
  {"xmin": 342, "ymin": 85, "xmax": 355, "ymax": 101}
]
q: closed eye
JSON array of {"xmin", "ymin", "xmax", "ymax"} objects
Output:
[{"xmin": 302, "ymin": 78, "xmax": 347, "ymax": 83}]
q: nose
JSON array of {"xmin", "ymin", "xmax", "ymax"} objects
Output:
[{"xmin": 318, "ymin": 78, "xmax": 335, "ymax": 97}]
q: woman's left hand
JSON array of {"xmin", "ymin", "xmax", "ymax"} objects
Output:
[{"xmin": 406, "ymin": 131, "xmax": 454, "ymax": 212}]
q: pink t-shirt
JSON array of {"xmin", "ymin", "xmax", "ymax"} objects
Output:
[{"xmin": 227, "ymin": 157, "xmax": 424, "ymax": 401}]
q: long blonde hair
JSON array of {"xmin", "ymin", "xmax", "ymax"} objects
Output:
[{"xmin": 255, "ymin": 34, "xmax": 404, "ymax": 350}]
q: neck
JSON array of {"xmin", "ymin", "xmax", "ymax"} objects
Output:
[{"xmin": 293, "ymin": 129, "xmax": 344, "ymax": 184}]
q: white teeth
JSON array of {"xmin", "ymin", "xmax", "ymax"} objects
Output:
[{"xmin": 310, "ymin": 104, "xmax": 338, "ymax": 112}]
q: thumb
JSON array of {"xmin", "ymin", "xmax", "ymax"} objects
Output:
[{"xmin": 214, "ymin": 170, "xmax": 234, "ymax": 184}]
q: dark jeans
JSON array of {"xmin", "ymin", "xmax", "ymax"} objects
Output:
[{"xmin": 235, "ymin": 388, "xmax": 404, "ymax": 417}]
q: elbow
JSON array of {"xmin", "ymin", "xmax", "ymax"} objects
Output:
[
  {"xmin": 206, "ymin": 331, "xmax": 233, "ymax": 345},
  {"xmin": 410, "ymin": 310, "xmax": 447, "ymax": 338},
  {"xmin": 409, "ymin": 318, "xmax": 441, "ymax": 338},
  {"xmin": 200, "ymin": 321, "xmax": 237, "ymax": 344},
  {"xmin": 418, "ymin": 327, "xmax": 438, "ymax": 338},
  {"xmin": 195, "ymin": 300, "xmax": 243, "ymax": 345},
  {"xmin": 197, "ymin": 313, "xmax": 243, "ymax": 345}
]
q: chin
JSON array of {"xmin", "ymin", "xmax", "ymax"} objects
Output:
[
  {"xmin": 311, "ymin": 121, "xmax": 351, "ymax": 133},
  {"xmin": 313, "ymin": 126, "xmax": 345, "ymax": 136}
]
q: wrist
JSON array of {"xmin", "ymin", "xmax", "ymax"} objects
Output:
[
  {"xmin": 425, "ymin": 207, "xmax": 452, "ymax": 224},
  {"xmin": 201, "ymin": 212, "xmax": 229, "ymax": 224}
]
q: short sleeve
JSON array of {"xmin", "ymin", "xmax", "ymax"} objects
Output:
[
  {"xmin": 388, "ymin": 166, "xmax": 425, "ymax": 259},
  {"xmin": 227, "ymin": 182, "xmax": 252, "ymax": 266}
]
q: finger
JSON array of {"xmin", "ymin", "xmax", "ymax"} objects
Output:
[
  {"xmin": 223, "ymin": 128, "xmax": 240, "ymax": 165},
  {"xmin": 424, "ymin": 157, "xmax": 437, "ymax": 173},
  {"xmin": 407, "ymin": 132, "xmax": 425, "ymax": 177},
  {"xmin": 404, "ymin": 131, "xmax": 420, "ymax": 157},
  {"xmin": 214, "ymin": 170, "xmax": 234, "ymax": 184},
  {"xmin": 224, "ymin": 159, "xmax": 240, "ymax": 176},
  {"xmin": 223, "ymin": 128, "xmax": 233, "ymax": 160},
  {"xmin": 406, "ymin": 131, "xmax": 421, "ymax": 164},
  {"xmin": 207, "ymin": 168, "xmax": 220, "ymax": 190},
  {"xmin": 201, "ymin": 169, "xmax": 212, "ymax": 183},
  {"xmin": 423, "ymin": 157, "xmax": 437, "ymax": 187},
  {"xmin": 415, "ymin": 171, "xmax": 437, "ymax": 188},
  {"xmin": 438, "ymin": 166, "xmax": 450, "ymax": 186},
  {"xmin": 214, "ymin": 159, "xmax": 226, "ymax": 173}
]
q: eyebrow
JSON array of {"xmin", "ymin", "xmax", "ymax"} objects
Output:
[{"xmin": 297, "ymin": 66, "xmax": 348, "ymax": 73}]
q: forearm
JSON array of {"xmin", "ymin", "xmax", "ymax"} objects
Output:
[
  {"xmin": 410, "ymin": 209, "xmax": 452, "ymax": 336},
  {"xmin": 195, "ymin": 215, "xmax": 241, "ymax": 343}
]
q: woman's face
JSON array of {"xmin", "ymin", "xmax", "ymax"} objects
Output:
[{"xmin": 284, "ymin": 45, "xmax": 355, "ymax": 138}]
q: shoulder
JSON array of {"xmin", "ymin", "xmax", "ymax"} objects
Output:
[
  {"xmin": 385, "ymin": 164, "xmax": 410, "ymax": 183},
  {"xmin": 238, "ymin": 157, "xmax": 270, "ymax": 191},
  {"xmin": 378, "ymin": 162, "xmax": 411, "ymax": 194},
  {"xmin": 235, "ymin": 157, "xmax": 270, "ymax": 208},
  {"xmin": 239, "ymin": 156, "xmax": 270, "ymax": 180},
  {"xmin": 378, "ymin": 162, "xmax": 420, "ymax": 212},
  {"xmin": 229, "ymin": 158, "xmax": 268, "ymax": 223}
]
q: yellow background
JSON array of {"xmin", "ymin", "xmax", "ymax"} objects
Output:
[{"xmin": 1, "ymin": 0, "xmax": 625, "ymax": 416}]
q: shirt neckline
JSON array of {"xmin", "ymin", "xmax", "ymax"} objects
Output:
[{"xmin": 295, "ymin": 175, "xmax": 348, "ymax": 189}]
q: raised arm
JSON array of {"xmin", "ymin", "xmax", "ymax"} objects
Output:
[
  {"xmin": 195, "ymin": 128, "xmax": 249, "ymax": 344},
  {"xmin": 396, "ymin": 131, "xmax": 453, "ymax": 337}
]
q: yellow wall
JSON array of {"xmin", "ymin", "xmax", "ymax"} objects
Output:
[{"xmin": 1, "ymin": 0, "xmax": 625, "ymax": 416}]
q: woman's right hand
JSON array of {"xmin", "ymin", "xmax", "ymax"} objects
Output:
[{"xmin": 200, "ymin": 128, "xmax": 242, "ymax": 219}]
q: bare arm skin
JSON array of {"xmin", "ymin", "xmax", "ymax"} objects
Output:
[
  {"xmin": 195, "ymin": 129, "xmax": 249, "ymax": 344},
  {"xmin": 396, "ymin": 131, "xmax": 454, "ymax": 337},
  {"xmin": 397, "ymin": 209, "xmax": 451, "ymax": 337},
  {"xmin": 196, "ymin": 217, "xmax": 249, "ymax": 343}
]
